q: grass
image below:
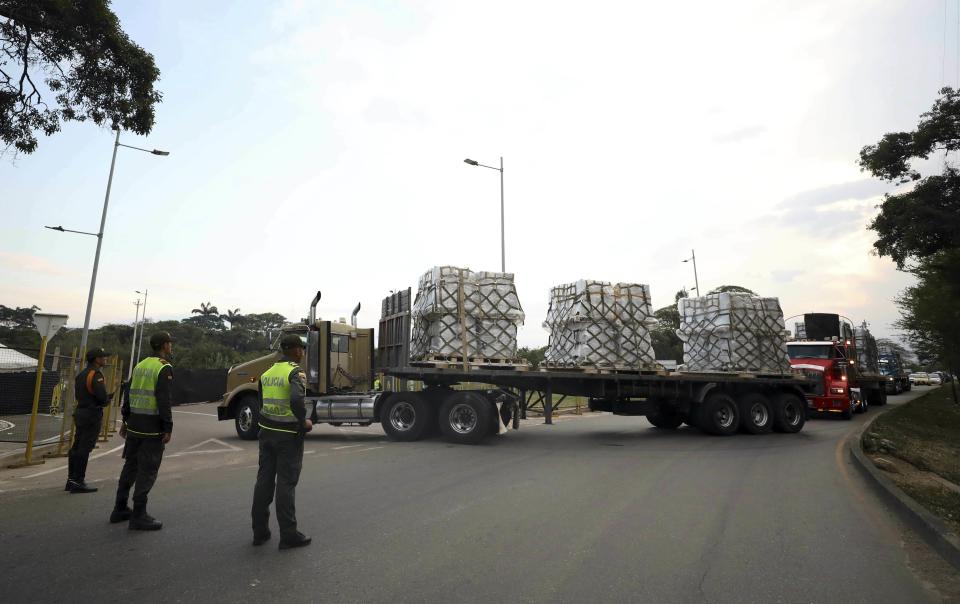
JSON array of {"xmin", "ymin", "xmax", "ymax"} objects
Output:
[{"xmin": 866, "ymin": 385, "xmax": 960, "ymax": 532}]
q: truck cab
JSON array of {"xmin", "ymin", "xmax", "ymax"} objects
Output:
[
  {"xmin": 217, "ymin": 292, "xmax": 377, "ymax": 439},
  {"xmin": 787, "ymin": 313, "xmax": 886, "ymax": 420}
]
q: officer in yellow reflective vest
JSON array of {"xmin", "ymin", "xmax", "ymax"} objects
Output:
[
  {"xmin": 110, "ymin": 332, "xmax": 174, "ymax": 530},
  {"xmin": 251, "ymin": 333, "xmax": 313, "ymax": 549}
]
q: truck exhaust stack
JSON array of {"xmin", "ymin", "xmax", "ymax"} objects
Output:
[
  {"xmin": 351, "ymin": 302, "xmax": 361, "ymax": 327},
  {"xmin": 308, "ymin": 291, "xmax": 321, "ymax": 325}
]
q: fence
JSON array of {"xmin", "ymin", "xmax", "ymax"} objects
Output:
[{"xmin": 0, "ymin": 345, "xmax": 124, "ymax": 454}]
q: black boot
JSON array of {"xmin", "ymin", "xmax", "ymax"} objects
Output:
[
  {"xmin": 68, "ymin": 481, "xmax": 97, "ymax": 494},
  {"xmin": 278, "ymin": 532, "xmax": 312, "ymax": 550},
  {"xmin": 65, "ymin": 456, "xmax": 76, "ymax": 491},
  {"xmin": 110, "ymin": 491, "xmax": 131, "ymax": 523},
  {"xmin": 129, "ymin": 504, "xmax": 163, "ymax": 531}
]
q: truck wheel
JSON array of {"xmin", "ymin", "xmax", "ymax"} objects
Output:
[
  {"xmin": 698, "ymin": 393, "xmax": 740, "ymax": 436},
  {"xmin": 647, "ymin": 401, "xmax": 683, "ymax": 429},
  {"xmin": 773, "ymin": 392, "xmax": 807, "ymax": 433},
  {"xmin": 439, "ymin": 392, "xmax": 493, "ymax": 445},
  {"xmin": 234, "ymin": 395, "xmax": 261, "ymax": 440},
  {"xmin": 737, "ymin": 392, "xmax": 773, "ymax": 435},
  {"xmin": 873, "ymin": 388, "xmax": 888, "ymax": 406},
  {"xmin": 380, "ymin": 394, "xmax": 432, "ymax": 441}
]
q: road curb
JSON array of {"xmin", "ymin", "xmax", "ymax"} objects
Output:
[{"xmin": 847, "ymin": 407, "xmax": 960, "ymax": 571}]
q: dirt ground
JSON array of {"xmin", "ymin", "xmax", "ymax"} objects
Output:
[{"xmin": 864, "ymin": 385, "xmax": 960, "ymax": 535}]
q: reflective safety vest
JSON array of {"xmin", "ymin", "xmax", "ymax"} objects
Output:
[
  {"xmin": 259, "ymin": 361, "xmax": 299, "ymax": 432},
  {"xmin": 373, "ymin": 377, "xmax": 382, "ymax": 391},
  {"xmin": 128, "ymin": 357, "xmax": 170, "ymax": 436}
]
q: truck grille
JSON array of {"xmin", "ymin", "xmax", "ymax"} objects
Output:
[{"xmin": 797, "ymin": 369, "xmax": 825, "ymax": 395}]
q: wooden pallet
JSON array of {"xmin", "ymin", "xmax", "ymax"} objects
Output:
[
  {"xmin": 540, "ymin": 363, "xmax": 668, "ymax": 376},
  {"xmin": 410, "ymin": 357, "xmax": 530, "ymax": 371},
  {"xmin": 673, "ymin": 370, "xmax": 799, "ymax": 379}
]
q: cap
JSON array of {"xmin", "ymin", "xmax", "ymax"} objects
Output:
[
  {"xmin": 149, "ymin": 331, "xmax": 173, "ymax": 350},
  {"xmin": 86, "ymin": 348, "xmax": 109, "ymax": 362},
  {"xmin": 280, "ymin": 334, "xmax": 306, "ymax": 350}
]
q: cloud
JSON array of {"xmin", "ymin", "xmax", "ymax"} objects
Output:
[
  {"xmin": 713, "ymin": 125, "xmax": 766, "ymax": 144},
  {"xmin": 766, "ymin": 178, "xmax": 894, "ymax": 237},
  {"xmin": 0, "ymin": 252, "xmax": 68, "ymax": 276},
  {"xmin": 771, "ymin": 269, "xmax": 804, "ymax": 283},
  {"xmin": 779, "ymin": 179, "xmax": 891, "ymax": 209}
]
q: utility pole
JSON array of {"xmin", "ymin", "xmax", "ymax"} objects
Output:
[{"xmin": 128, "ymin": 298, "xmax": 142, "ymax": 379}]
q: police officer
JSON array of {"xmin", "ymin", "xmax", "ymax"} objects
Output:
[
  {"xmin": 110, "ymin": 332, "xmax": 174, "ymax": 530},
  {"xmin": 66, "ymin": 347, "xmax": 112, "ymax": 493},
  {"xmin": 373, "ymin": 374, "xmax": 382, "ymax": 391},
  {"xmin": 251, "ymin": 334, "xmax": 313, "ymax": 550}
]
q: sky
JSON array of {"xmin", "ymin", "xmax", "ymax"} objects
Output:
[{"xmin": 0, "ymin": 0, "xmax": 954, "ymax": 348}]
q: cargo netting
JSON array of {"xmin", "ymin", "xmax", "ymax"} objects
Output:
[
  {"xmin": 409, "ymin": 266, "xmax": 524, "ymax": 360},
  {"xmin": 542, "ymin": 280, "xmax": 658, "ymax": 368},
  {"xmin": 677, "ymin": 293, "xmax": 792, "ymax": 373},
  {"xmin": 854, "ymin": 325, "xmax": 880, "ymax": 374}
]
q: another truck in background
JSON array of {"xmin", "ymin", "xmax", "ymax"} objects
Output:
[
  {"xmin": 787, "ymin": 313, "xmax": 887, "ymax": 420},
  {"xmin": 878, "ymin": 346, "xmax": 911, "ymax": 395}
]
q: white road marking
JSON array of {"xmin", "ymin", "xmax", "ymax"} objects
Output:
[
  {"xmin": 172, "ymin": 410, "xmax": 218, "ymax": 417},
  {"xmin": 167, "ymin": 438, "xmax": 241, "ymax": 457},
  {"xmin": 332, "ymin": 444, "xmax": 365, "ymax": 450},
  {"xmin": 22, "ymin": 443, "xmax": 125, "ymax": 478},
  {"xmin": 354, "ymin": 447, "xmax": 384, "ymax": 453}
]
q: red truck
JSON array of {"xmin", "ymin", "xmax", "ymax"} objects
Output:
[{"xmin": 787, "ymin": 313, "xmax": 887, "ymax": 419}]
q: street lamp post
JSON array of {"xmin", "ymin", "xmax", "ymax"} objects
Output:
[
  {"xmin": 682, "ymin": 249, "xmax": 700, "ymax": 296},
  {"xmin": 45, "ymin": 130, "xmax": 169, "ymax": 354},
  {"xmin": 127, "ymin": 297, "xmax": 142, "ymax": 380},
  {"xmin": 463, "ymin": 156, "xmax": 505, "ymax": 273},
  {"xmin": 135, "ymin": 289, "xmax": 148, "ymax": 365}
]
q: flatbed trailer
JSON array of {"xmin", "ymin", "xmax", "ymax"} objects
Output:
[{"xmin": 374, "ymin": 365, "xmax": 814, "ymax": 444}]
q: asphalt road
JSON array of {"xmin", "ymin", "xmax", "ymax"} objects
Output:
[{"xmin": 0, "ymin": 387, "xmax": 956, "ymax": 603}]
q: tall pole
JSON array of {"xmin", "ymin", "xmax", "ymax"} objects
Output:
[
  {"xmin": 79, "ymin": 129, "xmax": 121, "ymax": 353},
  {"xmin": 135, "ymin": 289, "xmax": 148, "ymax": 365},
  {"xmin": 691, "ymin": 248, "xmax": 700, "ymax": 295},
  {"xmin": 499, "ymin": 156, "xmax": 505, "ymax": 273},
  {"xmin": 127, "ymin": 298, "xmax": 142, "ymax": 379}
]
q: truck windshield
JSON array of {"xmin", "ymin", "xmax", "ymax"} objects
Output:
[{"xmin": 787, "ymin": 344, "xmax": 833, "ymax": 359}]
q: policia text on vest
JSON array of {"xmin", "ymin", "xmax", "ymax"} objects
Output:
[{"xmin": 112, "ymin": 332, "xmax": 175, "ymax": 531}]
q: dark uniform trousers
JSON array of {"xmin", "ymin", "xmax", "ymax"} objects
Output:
[
  {"xmin": 68, "ymin": 407, "xmax": 102, "ymax": 481},
  {"xmin": 252, "ymin": 428, "xmax": 304, "ymax": 539},
  {"xmin": 116, "ymin": 436, "xmax": 165, "ymax": 507}
]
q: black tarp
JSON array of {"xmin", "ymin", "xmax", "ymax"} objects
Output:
[
  {"xmin": 0, "ymin": 372, "xmax": 58, "ymax": 414},
  {"xmin": 171, "ymin": 368, "xmax": 227, "ymax": 406}
]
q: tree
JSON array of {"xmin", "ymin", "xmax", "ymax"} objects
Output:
[
  {"xmin": 860, "ymin": 88, "xmax": 960, "ymax": 401},
  {"xmin": 651, "ymin": 288, "xmax": 687, "ymax": 362},
  {"xmin": 517, "ymin": 346, "xmax": 546, "ymax": 368},
  {"xmin": 0, "ymin": 1, "xmax": 162, "ymax": 155},
  {"xmin": 220, "ymin": 308, "xmax": 243, "ymax": 330},
  {"xmin": 0, "ymin": 303, "xmax": 38, "ymax": 328},
  {"xmin": 859, "ymin": 87, "xmax": 960, "ymax": 269},
  {"xmin": 186, "ymin": 301, "xmax": 223, "ymax": 331}
]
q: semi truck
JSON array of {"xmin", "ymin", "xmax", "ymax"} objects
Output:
[
  {"xmin": 878, "ymin": 346, "xmax": 911, "ymax": 395},
  {"xmin": 787, "ymin": 313, "xmax": 887, "ymax": 420},
  {"xmin": 217, "ymin": 290, "xmax": 814, "ymax": 443}
]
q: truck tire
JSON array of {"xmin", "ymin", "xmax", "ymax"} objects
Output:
[
  {"xmin": 439, "ymin": 391, "xmax": 493, "ymax": 445},
  {"xmin": 234, "ymin": 394, "xmax": 261, "ymax": 440},
  {"xmin": 870, "ymin": 388, "xmax": 888, "ymax": 407},
  {"xmin": 842, "ymin": 403, "xmax": 854, "ymax": 420},
  {"xmin": 737, "ymin": 392, "xmax": 774, "ymax": 435},
  {"xmin": 697, "ymin": 393, "xmax": 740, "ymax": 436},
  {"xmin": 380, "ymin": 394, "xmax": 432, "ymax": 442},
  {"xmin": 646, "ymin": 399, "xmax": 683, "ymax": 429},
  {"xmin": 773, "ymin": 392, "xmax": 806, "ymax": 433}
]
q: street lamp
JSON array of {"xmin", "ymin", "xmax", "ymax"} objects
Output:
[
  {"xmin": 45, "ymin": 129, "xmax": 169, "ymax": 353},
  {"xmin": 682, "ymin": 249, "xmax": 700, "ymax": 296},
  {"xmin": 135, "ymin": 289, "xmax": 148, "ymax": 365},
  {"xmin": 463, "ymin": 156, "xmax": 505, "ymax": 273},
  {"xmin": 127, "ymin": 296, "xmax": 142, "ymax": 380}
]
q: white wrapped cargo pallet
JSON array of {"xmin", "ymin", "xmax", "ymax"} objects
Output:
[
  {"xmin": 677, "ymin": 293, "xmax": 791, "ymax": 373},
  {"xmin": 854, "ymin": 326, "xmax": 880, "ymax": 374},
  {"xmin": 409, "ymin": 266, "xmax": 524, "ymax": 362},
  {"xmin": 542, "ymin": 280, "xmax": 659, "ymax": 369}
]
